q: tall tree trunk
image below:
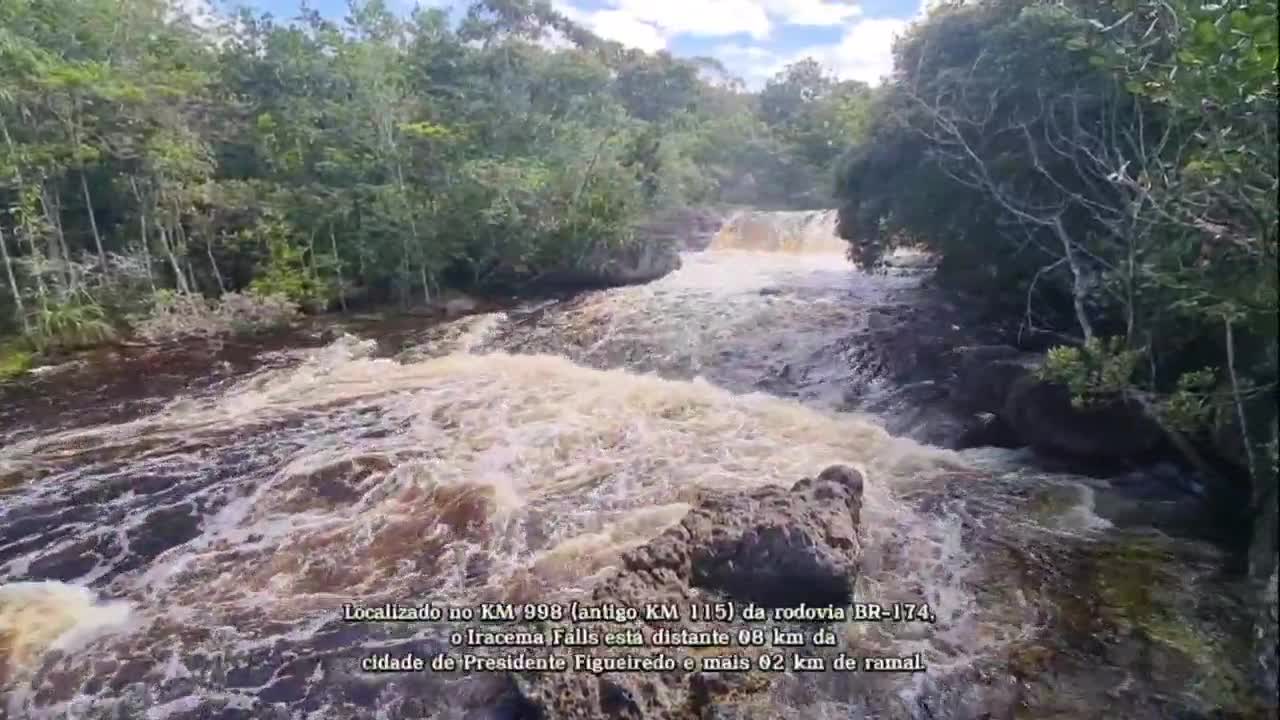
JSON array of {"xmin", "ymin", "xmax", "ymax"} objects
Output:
[
  {"xmin": 330, "ymin": 225, "xmax": 347, "ymax": 313},
  {"xmin": 207, "ymin": 234, "xmax": 226, "ymax": 295},
  {"xmin": 140, "ymin": 212, "xmax": 155, "ymax": 291},
  {"xmin": 22, "ymin": 220, "xmax": 49, "ymax": 309},
  {"xmin": 0, "ymin": 224, "xmax": 30, "ymax": 334},
  {"xmin": 1051, "ymin": 217, "xmax": 1094, "ymax": 343},
  {"xmin": 393, "ymin": 157, "xmax": 422, "ymax": 309},
  {"xmin": 158, "ymin": 223, "xmax": 189, "ymax": 295},
  {"xmin": 128, "ymin": 176, "xmax": 156, "ymax": 291},
  {"xmin": 0, "ymin": 112, "xmax": 43, "ymax": 312},
  {"xmin": 80, "ymin": 170, "xmax": 109, "ymax": 275},
  {"xmin": 307, "ymin": 229, "xmax": 319, "ymax": 309},
  {"xmin": 40, "ymin": 185, "xmax": 75, "ymax": 291},
  {"xmin": 171, "ymin": 197, "xmax": 199, "ymax": 294}
]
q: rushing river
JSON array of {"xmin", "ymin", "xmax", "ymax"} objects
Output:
[{"xmin": 0, "ymin": 211, "xmax": 1271, "ymax": 719}]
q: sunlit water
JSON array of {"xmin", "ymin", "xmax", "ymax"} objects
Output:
[{"xmin": 0, "ymin": 216, "xmax": 1268, "ymax": 719}]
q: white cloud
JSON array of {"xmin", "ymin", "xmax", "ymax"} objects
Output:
[
  {"xmin": 558, "ymin": 0, "xmax": 772, "ymax": 43},
  {"xmin": 582, "ymin": 9, "xmax": 670, "ymax": 51},
  {"xmin": 555, "ymin": 0, "xmax": 923, "ymax": 88},
  {"xmin": 713, "ymin": 15, "xmax": 910, "ymax": 88},
  {"xmin": 797, "ymin": 17, "xmax": 909, "ymax": 85},
  {"xmin": 761, "ymin": 0, "xmax": 861, "ymax": 26},
  {"xmin": 625, "ymin": 0, "xmax": 773, "ymax": 38},
  {"xmin": 712, "ymin": 43, "xmax": 789, "ymax": 86}
]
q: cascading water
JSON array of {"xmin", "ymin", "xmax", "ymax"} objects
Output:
[
  {"xmin": 708, "ymin": 209, "xmax": 849, "ymax": 255},
  {"xmin": 0, "ymin": 212, "xmax": 1268, "ymax": 719}
]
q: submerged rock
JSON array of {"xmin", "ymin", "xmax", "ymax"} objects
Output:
[{"xmin": 512, "ymin": 465, "xmax": 865, "ymax": 719}]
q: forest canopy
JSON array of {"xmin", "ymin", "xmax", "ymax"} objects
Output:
[
  {"xmin": 0, "ymin": 0, "xmax": 871, "ymax": 353},
  {"xmin": 835, "ymin": 0, "xmax": 1277, "ymax": 584}
]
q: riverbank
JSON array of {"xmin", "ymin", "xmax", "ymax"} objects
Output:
[
  {"xmin": 0, "ymin": 291, "xmax": 546, "ymax": 442},
  {"xmin": 3, "ymin": 245, "xmax": 1273, "ymax": 719}
]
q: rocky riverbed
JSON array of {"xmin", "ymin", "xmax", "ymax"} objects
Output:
[{"xmin": 0, "ymin": 214, "xmax": 1274, "ymax": 720}]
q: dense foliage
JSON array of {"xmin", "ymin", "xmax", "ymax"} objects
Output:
[
  {"xmin": 837, "ymin": 0, "xmax": 1277, "ymax": 582},
  {"xmin": 0, "ymin": 0, "xmax": 870, "ymax": 351}
]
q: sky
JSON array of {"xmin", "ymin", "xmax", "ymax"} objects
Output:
[{"xmin": 233, "ymin": 0, "xmax": 931, "ymax": 88}]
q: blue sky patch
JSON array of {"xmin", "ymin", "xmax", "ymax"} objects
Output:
[{"xmin": 233, "ymin": 0, "xmax": 924, "ymax": 87}]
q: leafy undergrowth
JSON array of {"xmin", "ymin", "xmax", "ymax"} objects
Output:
[{"xmin": 0, "ymin": 341, "xmax": 34, "ymax": 381}]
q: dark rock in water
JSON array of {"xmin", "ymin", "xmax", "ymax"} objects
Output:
[
  {"xmin": 687, "ymin": 464, "xmax": 864, "ymax": 607},
  {"xmin": 954, "ymin": 412, "xmax": 1021, "ymax": 450},
  {"xmin": 633, "ymin": 207, "xmax": 728, "ymax": 252},
  {"xmin": 947, "ymin": 344, "xmax": 1162, "ymax": 460},
  {"xmin": 512, "ymin": 465, "xmax": 864, "ymax": 719},
  {"xmin": 949, "ymin": 345, "xmax": 1039, "ymax": 415},
  {"xmin": 538, "ymin": 236, "xmax": 682, "ymax": 288},
  {"xmin": 26, "ymin": 533, "xmax": 120, "ymax": 581},
  {"xmin": 1003, "ymin": 375, "xmax": 1163, "ymax": 459},
  {"xmin": 128, "ymin": 503, "xmax": 202, "ymax": 561}
]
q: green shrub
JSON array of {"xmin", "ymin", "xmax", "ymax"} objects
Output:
[
  {"xmin": 28, "ymin": 295, "xmax": 116, "ymax": 352},
  {"xmin": 0, "ymin": 341, "xmax": 34, "ymax": 381}
]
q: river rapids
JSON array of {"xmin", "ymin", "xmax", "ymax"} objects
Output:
[{"xmin": 0, "ymin": 210, "xmax": 1270, "ymax": 719}]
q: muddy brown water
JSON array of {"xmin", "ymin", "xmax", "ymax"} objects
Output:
[{"xmin": 0, "ymin": 211, "xmax": 1273, "ymax": 719}]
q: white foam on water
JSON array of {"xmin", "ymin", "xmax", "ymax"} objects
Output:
[
  {"xmin": 0, "ymin": 231, "xmax": 1140, "ymax": 717},
  {"xmin": 710, "ymin": 209, "xmax": 849, "ymax": 255},
  {"xmin": 4, "ymin": 345, "xmax": 998, "ymax": 712},
  {"xmin": 0, "ymin": 581, "xmax": 133, "ymax": 686}
]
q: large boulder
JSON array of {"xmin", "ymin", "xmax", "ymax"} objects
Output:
[
  {"xmin": 513, "ymin": 465, "xmax": 866, "ymax": 719},
  {"xmin": 540, "ymin": 236, "xmax": 682, "ymax": 288},
  {"xmin": 633, "ymin": 208, "xmax": 728, "ymax": 252},
  {"xmin": 1002, "ymin": 374, "xmax": 1163, "ymax": 460},
  {"xmin": 947, "ymin": 344, "xmax": 1163, "ymax": 459},
  {"xmin": 949, "ymin": 345, "xmax": 1039, "ymax": 415}
]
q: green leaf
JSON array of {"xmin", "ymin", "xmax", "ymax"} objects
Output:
[
  {"xmin": 1195, "ymin": 19, "xmax": 1219, "ymax": 45},
  {"xmin": 1251, "ymin": 13, "xmax": 1278, "ymax": 34}
]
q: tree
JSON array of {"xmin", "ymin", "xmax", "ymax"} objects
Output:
[{"xmin": 836, "ymin": 0, "xmax": 1277, "ymax": 601}]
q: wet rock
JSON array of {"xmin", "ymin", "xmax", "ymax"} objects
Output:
[
  {"xmin": 686, "ymin": 464, "xmax": 864, "ymax": 606},
  {"xmin": 513, "ymin": 465, "xmax": 864, "ymax": 718},
  {"xmin": 582, "ymin": 237, "xmax": 682, "ymax": 286},
  {"xmin": 1003, "ymin": 375, "xmax": 1162, "ymax": 460},
  {"xmin": 127, "ymin": 503, "xmax": 202, "ymax": 562},
  {"xmin": 26, "ymin": 533, "xmax": 120, "ymax": 581},
  {"xmin": 634, "ymin": 207, "xmax": 728, "ymax": 252},
  {"xmin": 953, "ymin": 412, "xmax": 1021, "ymax": 450},
  {"xmin": 528, "ymin": 232, "xmax": 682, "ymax": 289},
  {"xmin": 947, "ymin": 345, "xmax": 1163, "ymax": 459},
  {"xmin": 949, "ymin": 345, "xmax": 1039, "ymax": 415}
]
